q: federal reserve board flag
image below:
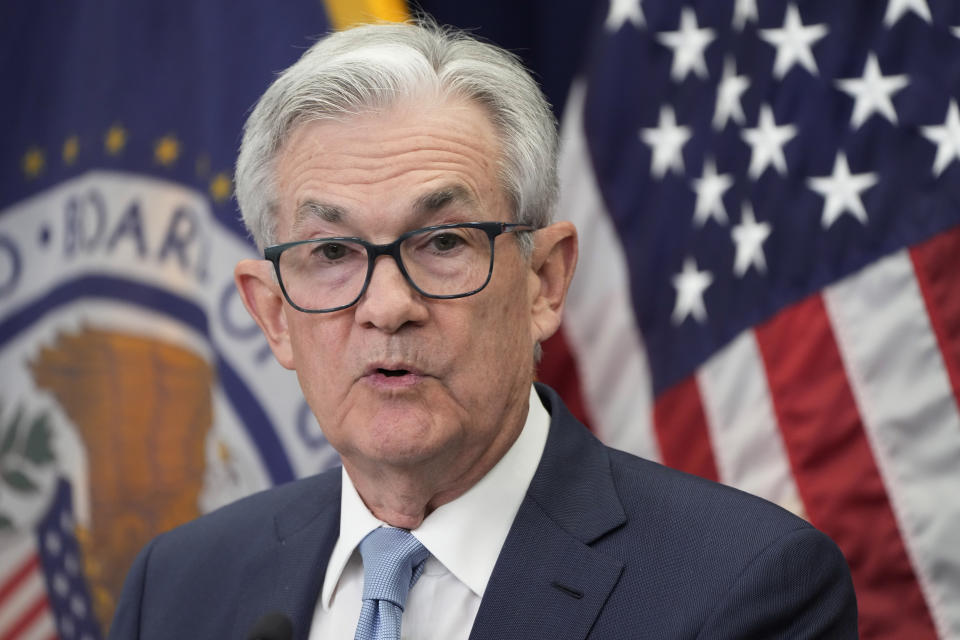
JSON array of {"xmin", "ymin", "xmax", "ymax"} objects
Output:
[
  {"xmin": 0, "ymin": 2, "xmax": 399, "ymax": 637},
  {"xmin": 556, "ymin": 1, "xmax": 960, "ymax": 638}
]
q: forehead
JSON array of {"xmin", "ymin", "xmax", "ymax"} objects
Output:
[{"xmin": 273, "ymin": 97, "xmax": 507, "ymax": 239}]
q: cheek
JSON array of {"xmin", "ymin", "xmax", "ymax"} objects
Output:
[
  {"xmin": 287, "ymin": 316, "xmax": 351, "ymax": 398},
  {"xmin": 457, "ymin": 280, "xmax": 534, "ymax": 383}
]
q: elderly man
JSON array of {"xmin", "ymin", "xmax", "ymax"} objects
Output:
[{"xmin": 109, "ymin": 20, "xmax": 857, "ymax": 640}]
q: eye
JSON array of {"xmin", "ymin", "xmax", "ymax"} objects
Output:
[
  {"xmin": 428, "ymin": 233, "xmax": 463, "ymax": 252},
  {"xmin": 313, "ymin": 242, "xmax": 349, "ymax": 260}
]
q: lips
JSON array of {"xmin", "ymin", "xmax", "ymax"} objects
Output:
[{"xmin": 362, "ymin": 362, "xmax": 427, "ymax": 388}]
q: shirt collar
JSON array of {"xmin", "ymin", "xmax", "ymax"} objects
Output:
[{"xmin": 321, "ymin": 385, "xmax": 550, "ymax": 607}]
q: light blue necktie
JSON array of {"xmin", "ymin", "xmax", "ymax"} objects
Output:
[{"xmin": 354, "ymin": 527, "xmax": 430, "ymax": 640}]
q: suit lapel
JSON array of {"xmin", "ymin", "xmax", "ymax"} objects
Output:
[
  {"xmin": 468, "ymin": 495, "xmax": 624, "ymax": 640},
  {"xmin": 233, "ymin": 471, "xmax": 342, "ymax": 640},
  {"xmin": 469, "ymin": 385, "xmax": 627, "ymax": 640}
]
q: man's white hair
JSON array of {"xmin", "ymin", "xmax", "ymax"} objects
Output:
[{"xmin": 235, "ymin": 20, "xmax": 559, "ymax": 252}]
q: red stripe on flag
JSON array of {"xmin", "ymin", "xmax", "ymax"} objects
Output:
[
  {"xmin": 755, "ymin": 295, "xmax": 937, "ymax": 639},
  {"xmin": 653, "ymin": 376, "xmax": 719, "ymax": 482},
  {"xmin": 910, "ymin": 224, "xmax": 960, "ymax": 414},
  {"xmin": 539, "ymin": 328, "xmax": 594, "ymax": 431},
  {"xmin": 0, "ymin": 594, "xmax": 50, "ymax": 640},
  {"xmin": 0, "ymin": 554, "xmax": 40, "ymax": 604}
]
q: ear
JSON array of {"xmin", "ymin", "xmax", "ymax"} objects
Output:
[
  {"xmin": 234, "ymin": 259, "xmax": 295, "ymax": 369},
  {"xmin": 528, "ymin": 221, "xmax": 578, "ymax": 344}
]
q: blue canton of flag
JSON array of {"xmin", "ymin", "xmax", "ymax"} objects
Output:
[{"xmin": 586, "ymin": 0, "xmax": 960, "ymax": 394}]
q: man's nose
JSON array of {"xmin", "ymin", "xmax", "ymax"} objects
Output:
[{"xmin": 353, "ymin": 255, "xmax": 429, "ymax": 332}]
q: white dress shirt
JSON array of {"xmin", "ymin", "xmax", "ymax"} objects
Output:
[{"xmin": 308, "ymin": 386, "xmax": 550, "ymax": 640}]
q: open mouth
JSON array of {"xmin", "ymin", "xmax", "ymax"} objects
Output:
[
  {"xmin": 366, "ymin": 366, "xmax": 422, "ymax": 388},
  {"xmin": 378, "ymin": 368, "xmax": 410, "ymax": 377},
  {"xmin": 364, "ymin": 363, "xmax": 423, "ymax": 387}
]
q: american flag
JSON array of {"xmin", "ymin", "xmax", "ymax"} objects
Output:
[
  {"xmin": 546, "ymin": 0, "xmax": 960, "ymax": 637},
  {"xmin": 0, "ymin": 481, "xmax": 100, "ymax": 640}
]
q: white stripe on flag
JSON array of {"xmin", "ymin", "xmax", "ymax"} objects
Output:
[
  {"xmin": 557, "ymin": 80, "xmax": 658, "ymax": 460},
  {"xmin": 0, "ymin": 536, "xmax": 33, "ymax": 576},
  {"xmin": 824, "ymin": 249, "xmax": 960, "ymax": 639},
  {"xmin": 696, "ymin": 331, "xmax": 805, "ymax": 517}
]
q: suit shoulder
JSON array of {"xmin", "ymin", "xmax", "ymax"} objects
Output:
[
  {"xmin": 598, "ymin": 446, "xmax": 838, "ymax": 589},
  {"xmin": 605, "ymin": 446, "xmax": 807, "ymax": 536},
  {"xmin": 154, "ymin": 466, "xmax": 340, "ymax": 553},
  {"xmin": 110, "ymin": 468, "xmax": 342, "ymax": 638},
  {"xmin": 591, "ymin": 447, "xmax": 856, "ymax": 635}
]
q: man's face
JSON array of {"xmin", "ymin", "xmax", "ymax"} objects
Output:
[{"xmin": 262, "ymin": 97, "xmax": 543, "ymax": 483}]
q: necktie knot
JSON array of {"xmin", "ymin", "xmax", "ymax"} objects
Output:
[{"xmin": 354, "ymin": 527, "xmax": 429, "ymax": 640}]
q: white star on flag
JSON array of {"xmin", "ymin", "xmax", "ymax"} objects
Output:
[
  {"xmin": 690, "ymin": 157, "xmax": 733, "ymax": 227},
  {"xmin": 741, "ymin": 104, "xmax": 797, "ymax": 179},
  {"xmin": 713, "ymin": 56, "xmax": 750, "ymax": 130},
  {"xmin": 732, "ymin": 0, "xmax": 759, "ymax": 31},
  {"xmin": 807, "ymin": 152, "xmax": 878, "ymax": 228},
  {"xmin": 952, "ymin": 26, "xmax": 960, "ymax": 39},
  {"xmin": 671, "ymin": 257, "xmax": 713, "ymax": 324},
  {"xmin": 731, "ymin": 202, "xmax": 772, "ymax": 277},
  {"xmin": 656, "ymin": 7, "xmax": 715, "ymax": 82},
  {"xmin": 883, "ymin": 0, "xmax": 932, "ymax": 27},
  {"xmin": 640, "ymin": 105, "xmax": 692, "ymax": 178},
  {"xmin": 606, "ymin": 0, "xmax": 644, "ymax": 32},
  {"xmin": 835, "ymin": 53, "xmax": 909, "ymax": 129},
  {"xmin": 921, "ymin": 99, "xmax": 960, "ymax": 177},
  {"xmin": 760, "ymin": 4, "xmax": 829, "ymax": 78}
]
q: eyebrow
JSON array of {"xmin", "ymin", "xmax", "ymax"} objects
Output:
[
  {"xmin": 294, "ymin": 200, "xmax": 346, "ymax": 229},
  {"xmin": 412, "ymin": 185, "xmax": 477, "ymax": 216}
]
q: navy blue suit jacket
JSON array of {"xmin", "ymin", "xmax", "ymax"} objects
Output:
[{"xmin": 109, "ymin": 384, "xmax": 857, "ymax": 638}]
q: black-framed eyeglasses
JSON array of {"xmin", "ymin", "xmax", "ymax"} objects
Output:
[{"xmin": 264, "ymin": 221, "xmax": 534, "ymax": 313}]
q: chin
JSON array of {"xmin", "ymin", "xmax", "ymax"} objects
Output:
[{"xmin": 360, "ymin": 406, "xmax": 449, "ymax": 458}]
